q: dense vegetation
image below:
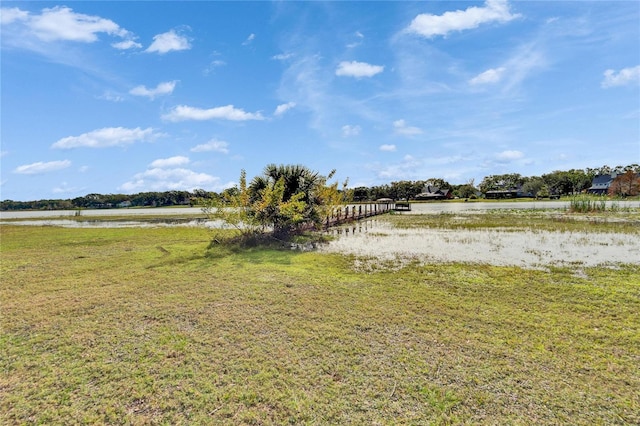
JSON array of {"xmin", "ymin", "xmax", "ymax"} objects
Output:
[
  {"xmin": 2, "ymin": 164, "xmax": 638, "ymax": 210},
  {"xmin": 204, "ymin": 165, "xmax": 346, "ymax": 241}
]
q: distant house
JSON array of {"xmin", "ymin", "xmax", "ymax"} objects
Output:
[
  {"xmin": 588, "ymin": 172, "xmax": 640, "ymax": 195},
  {"xmin": 587, "ymin": 174, "xmax": 615, "ymax": 195},
  {"xmin": 485, "ymin": 186, "xmax": 533, "ymax": 199},
  {"xmin": 414, "ymin": 185, "xmax": 453, "ymax": 200},
  {"xmin": 117, "ymin": 200, "xmax": 132, "ymax": 208}
]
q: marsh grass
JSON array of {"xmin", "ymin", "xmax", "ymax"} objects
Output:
[
  {"xmin": 1, "ymin": 222, "xmax": 639, "ymax": 424},
  {"xmin": 385, "ymin": 209, "xmax": 640, "ymax": 234}
]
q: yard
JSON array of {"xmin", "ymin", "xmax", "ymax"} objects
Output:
[{"xmin": 1, "ymin": 211, "xmax": 638, "ymax": 424}]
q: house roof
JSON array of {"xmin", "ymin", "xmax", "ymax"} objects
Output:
[{"xmin": 591, "ymin": 174, "xmax": 614, "ymax": 185}]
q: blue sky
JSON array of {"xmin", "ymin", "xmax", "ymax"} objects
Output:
[{"xmin": 1, "ymin": 1, "xmax": 639, "ymax": 201}]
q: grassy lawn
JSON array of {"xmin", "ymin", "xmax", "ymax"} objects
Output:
[{"xmin": 1, "ymin": 218, "xmax": 639, "ymax": 424}]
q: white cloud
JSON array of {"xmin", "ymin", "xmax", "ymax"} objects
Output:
[
  {"xmin": 469, "ymin": 67, "xmax": 506, "ymax": 85},
  {"xmin": 1, "ymin": 7, "xmax": 29, "ymax": 25},
  {"xmin": 150, "ymin": 156, "xmax": 190, "ymax": 168},
  {"xmin": 129, "ymin": 80, "xmax": 178, "ymax": 99},
  {"xmin": 379, "ymin": 144, "xmax": 397, "ymax": 152},
  {"xmin": 14, "ymin": 160, "xmax": 71, "ymax": 174},
  {"xmin": 146, "ymin": 29, "xmax": 191, "ymax": 54},
  {"xmin": 336, "ymin": 61, "xmax": 384, "ymax": 78},
  {"xmin": 346, "ymin": 31, "xmax": 365, "ymax": 48},
  {"xmin": 191, "ymin": 139, "xmax": 230, "ymax": 154},
  {"xmin": 495, "ymin": 150, "xmax": 524, "ymax": 162},
  {"xmin": 341, "ymin": 125, "xmax": 361, "ymax": 137},
  {"xmin": 98, "ymin": 91, "xmax": 124, "ymax": 102},
  {"xmin": 52, "ymin": 127, "xmax": 163, "ymax": 149},
  {"xmin": 601, "ymin": 65, "xmax": 640, "ymax": 88},
  {"xmin": 393, "ymin": 119, "xmax": 423, "ymax": 136},
  {"xmin": 162, "ymin": 105, "xmax": 264, "ymax": 122},
  {"xmin": 274, "ymin": 102, "xmax": 296, "ymax": 116},
  {"xmin": 406, "ymin": 0, "xmax": 520, "ymax": 38},
  {"xmin": 112, "ymin": 39, "xmax": 142, "ymax": 50},
  {"xmin": 272, "ymin": 52, "xmax": 293, "ymax": 61},
  {"xmin": 242, "ymin": 33, "xmax": 255, "ymax": 45},
  {"xmin": 119, "ymin": 167, "xmax": 220, "ymax": 193},
  {"xmin": 1, "ymin": 6, "xmax": 139, "ymax": 53},
  {"xmin": 203, "ymin": 60, "xmax": 227, "ymax": 75},
  {"xmin": 26, "ymin": 6, "xmax": 130, "ymax": 42}
]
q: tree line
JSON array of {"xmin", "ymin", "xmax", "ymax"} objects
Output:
[{"xmin": 2, "ymin": 164, "xmax": 638, "ymax": 211}]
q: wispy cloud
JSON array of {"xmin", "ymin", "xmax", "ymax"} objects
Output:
[
  {"xmin": 469, "ymin": 67, "xmax": 506, "ymax": 85},
  {"xmin": 379, "ymin": 144, "xmax": 397, "ymax": 152},
  {"xmin": 336, "ymin": 61, "xmax": 384, "ymax": 78},
  {"xmin": 601, "ymin": 65, "xmax": 640, "ymax": 88},
  {"xmin": 471, "ymin": 43, "xmax": 545, "ymax": 93},
  {"xmin": 272, "ymin": 52, "xmax": 294, "ymax": 61},
  {"xmin": 346, "ymin": 31, "xmax": 365, "ymax": 48},
  {"xmin": 242, "ymin": 33, "xmax": 255, "ymax": 46},
  {"xmin": 203, "ymin": 60, "xmax": 227, "ymax": 75},
  {"xmin": 190, "ymin": 139, "xmax": 230, "ymax": 154},
  {"xmin": 52, "ymin": 127, "xmax": 163, "ymax": 149},
  {"xmin": 274, "ymin": 102, "xmax": 296, "ymax": 116},
  {"xmin": 341, "ymin": 125, "xmax": 361, "ymax": 137},
  {"xmin": 98, "ymin": 91, "xmax": 124, "ymax": 102},
  {"xmin": 393, "ymin": 119, "xmax": 422, "ymax": 136},
  {"xmin": 112, "ymin": 39, "xmax": 142, "ymax": 50},
  {"xmin": 162, "ymin": 105, "xmax": 264, "ymax": 122},
  {"xmin": 495, "ymin": 150, "xmax": 524, "ymax": 162},
  {"xmin": 14, "ymin": 160, "xmax": 71, "ymax": 174},
  {"xmin": 376, "ymin": 155, "xmax": 423, "ymax": 179},
  {"xmin": 405, "ymin": 0, "xmax": 521, "ymax": 38},
  {"xmin": 150, "ymin": 156, "xmax": 190, "ymax": 168},
  {"xmin": 129, "ymin": 80, "xmax": 178, "ymax": 99},
  {"xmin": 146, "ymin": 29, "xmax": 191, "ymax": 54},
  {"xmin": 1, "ymin": 6, "xmax": 137, "ymax": 47}
]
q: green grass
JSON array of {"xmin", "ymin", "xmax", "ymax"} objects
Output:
[{"xmin": 1, "ymin": 221, "xmax": 639, "ymax": 424}]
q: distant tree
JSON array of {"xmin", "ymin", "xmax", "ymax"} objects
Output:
[
  {"xmin": 521, "ymin": 176, "xmax": 545, "ymax": 197},
  {"xmin": 352, "ymin": 187, "xmax": 369, "ymax": 202},
  {"xmin": 536, "ymin": 185, "xmax": 551, "ymax": 199},
  {"xmin": 479, "ymin": 173, "xmax": 524, "ymax": 194},
  {"xmin": 423, "ymin": 178, "xmax": 451, "ymax": 190},
  {"xmin": 608, "ymin": 171, "xmax": 640, "ymax": 197},
  {"xmin": 542, "ymin": 170, "xmax": 590, "ymax": 195},
  {"xmin": 454, "ymin": 184, "xmax": 477, "ymax": 199},
  {"xmin": 626, "ymin": 164, "xmax": 640, "ymax": 173}
]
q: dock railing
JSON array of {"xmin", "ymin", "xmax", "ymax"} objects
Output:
[{"xmin": 323, "ymin": 201, "xmax": 403, "ymax": 229}]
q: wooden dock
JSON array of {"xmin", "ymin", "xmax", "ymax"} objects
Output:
[{"xmin": 323, "ymin": 200, "xmax": 408, "ymax": 229}]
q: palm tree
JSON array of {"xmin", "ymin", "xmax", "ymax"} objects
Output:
[
  {"xmin": 248, "ymin": 164, "xmax": 330, "ymax": 236},
  {"xmin": 250, "ymin": 164, "xmax": 321, "ymax": 204}
]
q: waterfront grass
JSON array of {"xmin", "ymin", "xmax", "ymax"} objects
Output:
[
  {"xmin": 1, "ymin": 221, "xmax": 639, "ymax": 424},
  {"xmin": 388, "ymin": 209, "xmax": 640, "ymax": 234}
]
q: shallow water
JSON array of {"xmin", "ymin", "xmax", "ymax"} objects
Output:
[{"xmin": 320, "ymin": 221, "xmax": 640, "ymax": 269}]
